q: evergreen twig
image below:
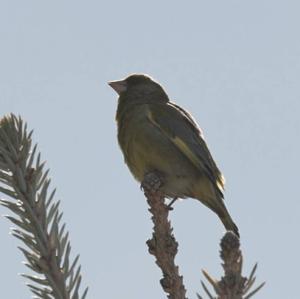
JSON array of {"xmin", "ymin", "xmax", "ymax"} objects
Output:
[
  {"xmin": 0, "ymin": 114, "xmax": 88, "ymax": 299},
  {"xmin": 142, "ymin": 172, "xmax": 187, "ymax": 299},
  {"xmin": 199, "ymin": 232, "xmax": 265, "ymax": 299}
]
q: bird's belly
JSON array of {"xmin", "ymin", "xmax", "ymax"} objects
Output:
[{"xmin": 124, "ymin": 126, "xmax": 199, "ymax": 198}]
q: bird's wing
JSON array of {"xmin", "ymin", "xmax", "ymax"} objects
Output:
[{"xmin": 147, "ymin": 102, "xmax": 225, "ymax": 193}]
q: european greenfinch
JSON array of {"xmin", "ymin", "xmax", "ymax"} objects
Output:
[{"xmin": 109, "ymin": 74, "xmax": 239, "ymax": 237}]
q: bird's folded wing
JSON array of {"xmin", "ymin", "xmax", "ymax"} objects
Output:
[{"xmin": 146, "ymin": 102, "xmax": 225, "ymax": 192}]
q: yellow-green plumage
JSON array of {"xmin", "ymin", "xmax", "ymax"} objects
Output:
[{"xmin": 109, "ymin": 74, "xmax": 239, "ymax": 237}]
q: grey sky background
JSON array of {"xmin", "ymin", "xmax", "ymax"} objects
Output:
[{"xmin": 1, "ymin": 1, "xmax": 299, "ymax": 298}]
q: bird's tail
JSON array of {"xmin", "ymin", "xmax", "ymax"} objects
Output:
[
  {"xmin": 193, "ymin": 178, "xmax": 240, "ymax": 237},
  {"xmin": 202, "ymin": 197, "xmax": 240, "ymax": 237},
  {"xmin": 218, "ymin": 209, "xmax": 239, "ymax": 237}
]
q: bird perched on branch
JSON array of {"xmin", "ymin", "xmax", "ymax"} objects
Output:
[{"xmin": 109, "ymin": 74, "xmax": 239, "ymax": 237}]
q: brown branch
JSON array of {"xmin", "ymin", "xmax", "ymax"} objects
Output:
[{"xmin": 142, "ymin": 172, "xmax": 187, "ymax": 299}]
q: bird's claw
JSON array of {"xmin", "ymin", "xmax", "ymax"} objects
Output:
[{"xmin": 167, "ymin": 197, "xmax": 178, "ymax": 210}]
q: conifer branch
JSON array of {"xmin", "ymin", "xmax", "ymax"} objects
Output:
[
  {"xmin": 0, "ymin": 114, "xmax": 88, "ymax": 299},
  {"xmin": 198, "ymin": 232, "xmax": 265, "ymax": 299},
  {"xmin": 142, "ymin": 172, "xmax": 187, "ymax": 299}
]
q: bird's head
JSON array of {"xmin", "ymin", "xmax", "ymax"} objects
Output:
[{"xmin": 108, "ymin": 74, "xmax": 169, "ymax": 103}]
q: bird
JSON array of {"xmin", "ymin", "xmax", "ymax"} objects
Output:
[{"xmin": 108, "ymin": 74, "xmax": 239, "ymax": 237}]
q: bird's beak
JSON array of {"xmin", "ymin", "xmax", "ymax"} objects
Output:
[{"xmin": 108, "ymin": 79, "xmax": 127, "ymax": 95}]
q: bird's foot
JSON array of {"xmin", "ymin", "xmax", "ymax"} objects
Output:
[
  {"xmin": 167, "ymin": 197, "xmax": 178, "ymax": 210},
  {"xmin": 141, "ymin": 171, "xmax": 163, "ymax": 193}
]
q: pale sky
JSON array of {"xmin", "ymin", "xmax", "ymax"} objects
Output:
[{"xmin": 1, "ymin": 1, "xmax": 300, "ymax": 299}]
